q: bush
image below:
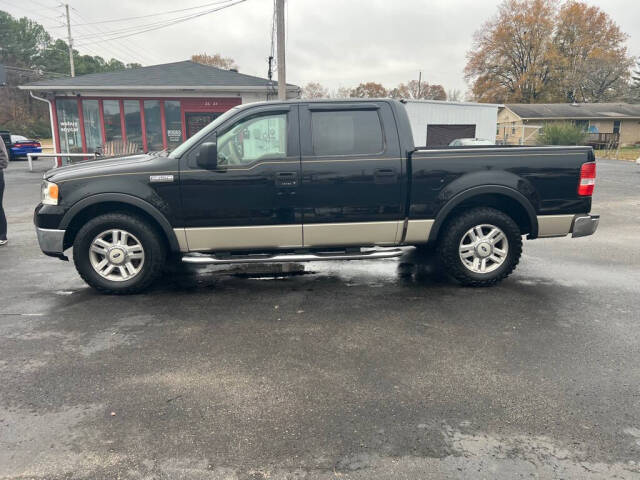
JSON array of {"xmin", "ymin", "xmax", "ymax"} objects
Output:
[{"xmin": 537, "ymin": 122, "xmax": 587, "ymax": 146}]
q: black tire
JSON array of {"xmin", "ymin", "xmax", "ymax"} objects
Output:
[
  {"xmin": 437, "ymin": 207, "xmax": 522, "ymax": 287},
  {"xmin": 73, "ymin": 213, "xmax": 166, "ymax": 294}
]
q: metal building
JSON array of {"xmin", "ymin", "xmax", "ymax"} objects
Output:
[{"xmin": 403, "ymin": 99, "xmax": 499, "ymax": 147}]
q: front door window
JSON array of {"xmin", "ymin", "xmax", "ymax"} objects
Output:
[{"xmin": 217, "ymin": 113, "xmax": 287, "ymax": 167}]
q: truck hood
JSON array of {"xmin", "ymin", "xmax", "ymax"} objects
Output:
[{"xmin": 46, "ymin": 154, "xmax": 158, "ymax": 183}]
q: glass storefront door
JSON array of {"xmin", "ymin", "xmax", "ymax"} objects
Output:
[{"xmin": 56, "ymin": 99, "xmax": 83, "ymax": 155}]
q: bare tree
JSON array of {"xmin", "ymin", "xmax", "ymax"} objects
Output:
[
  {"xmin": 191, "ymin": 53, "xmax": 238, "ymax": 70},
  {"xmin": 349, "ymin": 82, "xmax": 388, "ymax": 98},
  {"xmin": 301, "ymin": 82, "xmax": 329, "ymax": 99}
]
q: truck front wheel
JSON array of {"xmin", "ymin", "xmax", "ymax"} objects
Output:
[
  {"xmin": 73, "ymin": 213, "xmax": 166, "ymax": 294},
  {"xmin": 437, "ymin": 207, "xmax": 522, "ymax": 287}
]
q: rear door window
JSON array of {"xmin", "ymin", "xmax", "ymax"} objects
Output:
[{"xmin": 311, "ymin": 110, "xmax": 384, "ymax": 156}]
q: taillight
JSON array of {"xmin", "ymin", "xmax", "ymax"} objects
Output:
[{"xmin": 578, "ymin": 162, "xmax": 596, "ymax": 196}]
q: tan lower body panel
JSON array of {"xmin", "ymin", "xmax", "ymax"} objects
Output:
[
  {"xmin": 303, "ymin": 221, "xmax": 402, "ymax": 247},
  {"xmin": 178, "ymin": 225, "xmax": 303, "ymax": 252},
  {"xmin": 537, "ymin": 214, "xmax": 574, "ymax": 238},
  {"xmin": 404, "ymin": 219, "xmax": 435, "ymax": 244}
]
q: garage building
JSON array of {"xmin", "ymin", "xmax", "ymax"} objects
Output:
[{"xmin": 403, "ymin": 99, "xmax": 499, "ymax": 147}]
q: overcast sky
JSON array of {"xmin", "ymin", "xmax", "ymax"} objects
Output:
[{"xmin": 3, "ymin": 0, "xmax": 640, "ymax": 94}]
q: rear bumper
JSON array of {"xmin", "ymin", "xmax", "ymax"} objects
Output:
[
  {"xmin": 571, "ymin": 214, "xmax": 599, "ymax": 238},
  {"xmin": 36, "ymin": 227, "xmax": 66, "ymax": 256}
]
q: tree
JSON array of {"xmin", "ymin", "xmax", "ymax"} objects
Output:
[
  {"xmin": 301, "ymin": 82, "xmax": 328, "ymax": 99},
  {"xmin": 465, "ymin": 0, "xmax": 633, "ymax": 103},
  {"xmin": 191, "ymin": 52, "xmax": 238, "ymax": 70},
  {"xmin": 447, "ymin": 89, "xmax": 462, "ymax": 102},
  {"xmin": 349, "ymin": 82, "xmax": 388, "ymax": 98},
  {"xmin": 630, "ymin": 59, "xmax": 640, "ymax": 102},
  {"xmin": 465, "ymin": 0, "xmax": 556, "ymax": 103},
  {"xmin": 552, "ymin": 1, "xmax": 632, "ymax": 102},
  {"xmin": 389, "ymin": 80, "xmax": 447, "ymax": 100}
]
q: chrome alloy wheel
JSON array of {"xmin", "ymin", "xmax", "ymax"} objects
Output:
[
  {"xmin": 458, "ymin": 224, "xmax": 509, "ymax": 274},
  {"xmin": 89, "ymin": 229, "xmax": 145, "ymax": 282}
]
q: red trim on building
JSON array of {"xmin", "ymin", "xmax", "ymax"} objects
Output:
[
  {"xmin": 77, "ymin": 98, "xmax": 87, "ymax": 154},
  {"xmin": 98, "ymin": 100, "xmax": 106, "ymax": 146},
  {"xmin": 51, "ymin": 98, "xmax": 61, "ymax": 166},
  {"xmin": 119, "ymin": 99, "xmax": 126, "ymax": 143},
  {"xmin": 159, "ymin": 100, "xmax": 168, "ymax": 150},
  {"xmin": 139, "ymin": 99, "xmax": 148, "ymax": 152},
  {"xmin": 180, "ymin": 102, "xmax": 187, "ymax": 142}
]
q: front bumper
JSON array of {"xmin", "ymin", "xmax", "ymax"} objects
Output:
[
  {"xmin": 36, "ymin": 227, "xmax": 66, "ymax": 257},
  {"xmin": 571, "ymin": 214, "xmax": 599, "ymax": 238}
]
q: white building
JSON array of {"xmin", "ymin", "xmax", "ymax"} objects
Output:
[{"xmin": 403, "ymin": 99, "xmax": 500, "ymax": 147}]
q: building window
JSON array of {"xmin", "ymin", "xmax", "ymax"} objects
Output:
[
  {"xmin": 164, "ymin": 100, "xmax": 182, "ymax": 147},
  {"xmin": 143, "ymin": 100, "xmax": 163, "ymax": 151},
  {"xmin": 123, "ymin": 100, "xmax": 142, "ymax": 149},
  {"xmin": 103, "ymin": 100, "xmax": 122, "ymax": 142},
  {"xmin": 82, "ymin": 100, "xmax": 102, "ymax": 153},
  {"xmin": 574, "ymin": 120, "xmax": 589, "ymax": 131},
  {"xmin": 511, "ymin": 122, "xmax": 516, "ymax": 134},
  {"xmin": 613, "ymin": 120, "xmax": 621, "ymax": 134},
  {"xmin": 56, "ymin": 98, "xmax": 82, "ymax": 154}
]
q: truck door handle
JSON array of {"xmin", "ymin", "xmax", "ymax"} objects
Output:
[
  {"xmin": 374, "ymin": 168, "xmax": 397, "ymax": 183},
  {"xmin": 275, "ymin": 171, "xmax": 298, "ymax": 187}
]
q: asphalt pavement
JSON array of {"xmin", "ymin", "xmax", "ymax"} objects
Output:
[{"xmin": 1, "ymin": 158, "xmax": 639, "ymax": 479}]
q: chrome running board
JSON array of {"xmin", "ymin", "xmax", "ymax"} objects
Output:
[{"xmin": 182, "ymin": 248, "xmax": 404, "ymax": 265}]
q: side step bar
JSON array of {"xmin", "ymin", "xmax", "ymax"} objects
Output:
[{"xmin": 182, "ymin": 248, "xmax": 404, "ymax": 265}]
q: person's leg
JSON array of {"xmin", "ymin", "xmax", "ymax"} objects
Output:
[{"xmin": 0, "ymin": 170, "xmax": 7, "ymax": 242}]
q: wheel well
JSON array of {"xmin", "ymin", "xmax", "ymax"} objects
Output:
[
  {"xmin": 437, "ymin": 194, "xmax": 533, "ymax": 238},
  {"xmin": 63, "ymin": 202, "xmax": 170, "ymax": 251}
]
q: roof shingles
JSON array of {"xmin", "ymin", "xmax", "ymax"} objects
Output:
[
  {"xmin": 505, "ymin": 103, "xmax": 640, "ymax": 119},
  {"xmin": 23, "ymin": 60, "xmax": 295, "ymax": 89}
]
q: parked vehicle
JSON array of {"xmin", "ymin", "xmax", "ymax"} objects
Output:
[
  {"xmin": 34, "ymin": 99, "xmax": 599, "ymax": 294},
  {"xmin": 9, "ymin": 134, "xmax": 42, "ymax": 160},
  {"xmin": 449, "ymin": 138, "xmax": 494, "ymax": 146}
]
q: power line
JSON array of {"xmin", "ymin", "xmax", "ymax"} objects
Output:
[
  {"xmin": 72, "ymin": 0, "xmax": 248, "ymax": 41},
  {"xmin": 70, "ymin": 8, "xmax": 158, "ymax": 66},
  {"xmin": 0, "ymin": 0, "xmax": 62, "ymax": 23},
  {"xmin": 70, "ymin": 0, "xmax": 238, "ymax": 26},
  {"xmin": 74, "ymin": 0, "xmax": 249, "ymax": 46}
]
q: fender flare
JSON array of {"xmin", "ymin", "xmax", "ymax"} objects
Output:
[
  {"xmin": 427, "ymin": 185, "xmax": 539, "ymax": 242},
  {"xmin": 60, "ymin": 193, "xmax": 180, "ymax": 252}
]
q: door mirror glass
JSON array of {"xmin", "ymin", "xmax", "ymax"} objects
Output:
[{"xmin": 196, "ymin": 138, "xmax": 218, "ymax": 169}]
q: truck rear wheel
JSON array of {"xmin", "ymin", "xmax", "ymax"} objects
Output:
[
  {"xmin": 72, "ymin": 213, "xmax": 166, "ymax": 294},
  {"xmin": 437, "ymin": 207, "xmax": 522, "ymax": 287}
]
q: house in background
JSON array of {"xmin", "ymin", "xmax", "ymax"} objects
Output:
[
  {"xmin": 19, "ymin": 60, "xmax": 299, "ymax": 160},
  {"xmin": 497, "ymin": 103, "xmax": 640, "ymax": 147}
]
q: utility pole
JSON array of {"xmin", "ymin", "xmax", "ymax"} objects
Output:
[
  {"xmin": 64, "ymin": 4, "xmax": 75, "ymax": 77},
  {"xmin": 276, "ymin": 0, "xmax": 286, "ymax": 100},
  {"xmin": 417, "ymin": 71, "xmax": 422, "ymax": 98}
]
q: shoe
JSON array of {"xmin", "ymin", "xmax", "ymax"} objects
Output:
[{"xmin": 0, "ymin": 239, "xmax": 7, "ymax": 246}]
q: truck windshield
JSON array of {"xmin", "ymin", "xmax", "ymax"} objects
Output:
[{"xmin": 168, "ymin": 106, "xmax": 242, "ymax": 159}]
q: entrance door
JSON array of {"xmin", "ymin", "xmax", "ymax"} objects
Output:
[
  {"xmin": 178, "ymin": 105, "xmax": 302, "ymax": 252},
  {"xmin": 426, "ymin": 124, "xmax": 476, "ymax": 146},
  {"xmin": 186, "ymin": 112, "xmax": 220, "ymax": 138},
  {"xmin": 298, "ymin": 102, "xmax": 405, "ymax": 247}
]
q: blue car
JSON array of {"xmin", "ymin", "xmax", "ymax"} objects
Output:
[{"xmin": 9, "ymin": 134, "xmax": 42, "ymax": 160}]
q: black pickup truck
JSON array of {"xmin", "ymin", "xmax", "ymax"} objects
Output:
[{"xmin": 34, "ymin": 99, "xmax": 598, "ymax": 293}]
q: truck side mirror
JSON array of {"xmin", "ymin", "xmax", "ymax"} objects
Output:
[{"xmin": 196, "ymin": 137, "xmax": 218, "ymax": 170}]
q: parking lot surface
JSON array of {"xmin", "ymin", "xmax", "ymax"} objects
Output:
[{"xmin": 1, "ymin": 159, "xmax": 639, "ymax": 479}]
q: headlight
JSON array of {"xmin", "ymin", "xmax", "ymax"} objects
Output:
[{"xmin": 41, "ymin": 180, "xmax": 59, "ymax": 205}]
